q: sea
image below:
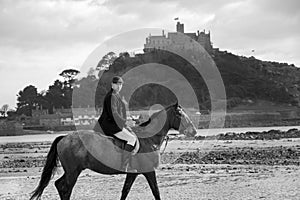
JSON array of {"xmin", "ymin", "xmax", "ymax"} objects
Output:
[{"xmin": 1, "ymin": 126, "xmax": 300, "ymax": 144}]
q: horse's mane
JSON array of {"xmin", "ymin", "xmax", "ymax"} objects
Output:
[
  {"xmin": 138, "ymin": 112, "xmax": 159, "ymax": 127},
  {"xmin": 138, "ymin": 104, "xmax": 175, "ymax": 127}
]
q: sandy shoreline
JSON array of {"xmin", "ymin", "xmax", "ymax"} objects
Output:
[
  {"xmin": 0, "ymin": 164, "xmax": 299, "ymax": 200},
  {"xmin": 2, "ymin": 125, "xmax": 300, "ymax": 144},
  {"xmin": 1, "ymin": 129, "xmax": 300, "ymax": 199}
]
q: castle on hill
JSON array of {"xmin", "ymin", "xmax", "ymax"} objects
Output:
[{"xmin": 144, "ymin": 21, "xmax": 214, "ymax": 53}]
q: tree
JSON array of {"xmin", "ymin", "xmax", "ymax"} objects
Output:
[
  {"xmin": 59, "ymin": 69, "xmax": 80, "ymax": 88},
  {"xmin": 7, "ymin": 109, "xmax": 17, "ymax": 120},
  {"xmin": 73, "ymin": 76, "xmax": 98, "ymax": 108},
  {"xmin": 96, "ymin": 52, "xmax": 117, "ymax": 72},
  {"xmin": 119, "ymin": 52, "xmax": 130, "ymax": 58},
  {"xmin": 0, "ymin": 104, "xmax": 9, "ymax": 117},
  {"xmin": 16, "ymin": 85, "xmax": 38, "ymax": 116},
  {"xmin": 58, "ymin": 69, "xmax": 80, "ymax": 109},
  {"xmin": 87, "ymin": 67, "xmax": 97, "ymax": 78},
  {"xmin": 36, "ymin": 92, "xmax": 50, "ymax": 111},
  {"xmin": 45, "ymin": 80, "xmax": 67, "ymax": 111}
]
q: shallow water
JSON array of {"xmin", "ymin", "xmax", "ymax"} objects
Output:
[
  {"xmin": 0, "ymin": 133, "xmax": 67, "ymax": 144},
  {"xmin": 1, "ymin": 126, "xmax": 300, "ymax": 144}
]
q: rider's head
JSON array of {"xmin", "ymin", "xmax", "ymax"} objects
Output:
[{"xmin": 111, "ymin": 76, "xmax": 124, "ymax": 93}]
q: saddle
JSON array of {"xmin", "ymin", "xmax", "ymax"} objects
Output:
[{"xmin": 96, "ymin": 130, "xmax": 140, "ymax": 155}]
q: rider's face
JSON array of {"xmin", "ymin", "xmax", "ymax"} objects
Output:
[{"xmin": 112, "ymin": 82, "xmax": 123, "ymax": 93}]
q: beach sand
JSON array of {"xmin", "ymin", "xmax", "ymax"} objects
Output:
[{"xmin": 0, "ymin": 134, "xmax": 299, "ymax": 200}]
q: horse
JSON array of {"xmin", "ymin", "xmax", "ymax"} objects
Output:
[{"xmin": 29, "ymin": 102, "xmax": 197, "ymax": 200}]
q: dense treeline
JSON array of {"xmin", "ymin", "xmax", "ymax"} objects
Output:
[{"xmin": 16, "ymin": 69, "xmax": 79, "ymax": 116}]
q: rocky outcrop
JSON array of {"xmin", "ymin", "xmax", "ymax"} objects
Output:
[
  {"xmin": 173, "ymin": 146, "xmax": 300, "ymax": 165},
  {"xmin": 195, "ymin": 128, "xmax": 300, "ymax": 140}
]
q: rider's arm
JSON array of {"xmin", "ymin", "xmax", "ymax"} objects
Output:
[{"xmin": 108, "ymin": 94, "xmax": 126, "ymax": 127}]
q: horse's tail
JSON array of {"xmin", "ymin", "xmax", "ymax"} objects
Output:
[{"xmin": 29, "ymin": 135, "xmax": 65, "ymax": 200}]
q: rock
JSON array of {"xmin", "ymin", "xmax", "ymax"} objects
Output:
[
  {"xmin": 205, "ymin": 128, "xmax": 300, "ymax": 141},
  {"xmin": 172, "ymin": 146, "xmax": 300, "ymax": 165}
]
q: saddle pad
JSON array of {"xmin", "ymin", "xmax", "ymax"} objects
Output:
[{"xmin": 96, "ymin": 131, "xmax": 140, "ymax": 155}]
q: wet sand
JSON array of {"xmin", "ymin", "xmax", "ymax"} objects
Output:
[
  {"xmin": 0, "ymin": 132, "xmax": 300, "ymax": 200},
  {"xmin": 0, "ymin": 164, "xmax": 300, "ymax": 200}
]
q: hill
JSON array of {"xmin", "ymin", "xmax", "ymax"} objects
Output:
[{"xmin": 90, "ymin": 50, "xmax": 300, "ymax": 112}]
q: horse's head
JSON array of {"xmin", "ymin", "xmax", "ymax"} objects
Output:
[{"xmin": 169, "ymin": 102, "xmax": 197, "ymax": 137}]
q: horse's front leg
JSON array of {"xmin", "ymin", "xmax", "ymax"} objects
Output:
[
  {"xmin": 143, "ymin": 171, "xmax": 161, "ymax": 200},
  {"xmin": 120, "ymin": 173, "xmax": 138, "ymax": 200}
]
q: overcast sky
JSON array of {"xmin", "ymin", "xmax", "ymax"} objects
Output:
[{"xmin": 0, "ymin": 0, "xmax": 299, "ymax": 109}]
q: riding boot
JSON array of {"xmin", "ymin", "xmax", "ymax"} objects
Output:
[{"xmin": 121, "ymin": 144, "xmax": 136, "ymax": 173}]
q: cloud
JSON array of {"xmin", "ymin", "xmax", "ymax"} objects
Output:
[
  {"xmin": 0, "ymin": 0, "xmax": 299, "ymax": 107},
  {"xmin": 198, "ymin": 0, "xmax": 300, "ymax": 65},
  {"xmin": 258, "ymin": 0, "xmax": 300, "ymax": 16},
  {"xmin": 0, "ymin": 0, "xmax": 107, "ymax": 49},
  {"xmin": 0, "ymin": 41, "xmax": 95, "ymax": 108}
]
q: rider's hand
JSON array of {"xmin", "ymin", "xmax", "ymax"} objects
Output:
[{"xmin": 125, "ymin": 125, "xmax": 133, "ymax": 132}]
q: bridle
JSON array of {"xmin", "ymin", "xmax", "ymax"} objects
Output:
[{"xmin": 160, "ymin": 106, "xmax": 187, "ymax": 155}]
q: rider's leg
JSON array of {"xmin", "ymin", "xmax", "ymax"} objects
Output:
[
  {"xmin": 114, "ymin": 128, "xmax": 137, "ymax": 147},
  {"xmin": 114, "ymin": 128, "xmax": 137, "ymax": 172}
]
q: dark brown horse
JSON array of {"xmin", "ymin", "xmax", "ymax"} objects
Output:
[{"xmin": 30, "ymin": 103, "xmax": 197, "ymax": 200}]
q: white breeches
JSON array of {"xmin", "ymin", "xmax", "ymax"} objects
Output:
[{"xmin": 114, "ymin": 128, "xmax": 137, "ymax": 146}]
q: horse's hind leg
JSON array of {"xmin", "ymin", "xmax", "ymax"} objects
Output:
[
  {"xmin": 55, "ymin": 170, "xmax": 81, "ymax": 200},
  {"xmin": 55, "ymin": 174, "xmax": 67, "ymax": 199},
  {"xmin": 143, "ymin": 171, "xmax": 161, "ymax": 200},
  {"xmin": 120, "ymin": 173, "xmax": 138, "ymax": 200}
]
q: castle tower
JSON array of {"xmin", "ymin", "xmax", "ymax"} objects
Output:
[
  {"xmin": 176, "ymin": 22, "xmax": 184, "ymax": 33},
  {"xmin": 197, "ymin": 30, "xmax": 213, "ymax": 53},
  {"xmin": 144, "ymin": 21, "xmax": 214, "ymax": 54}
]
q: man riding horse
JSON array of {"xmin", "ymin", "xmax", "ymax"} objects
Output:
[
  {"xmin": 30, "ymin": 94, "xmax": 197, "ymax": 200},
  {"xmin": 94, "ymin": 76, "xmax": 137, "ymax": 172}
]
